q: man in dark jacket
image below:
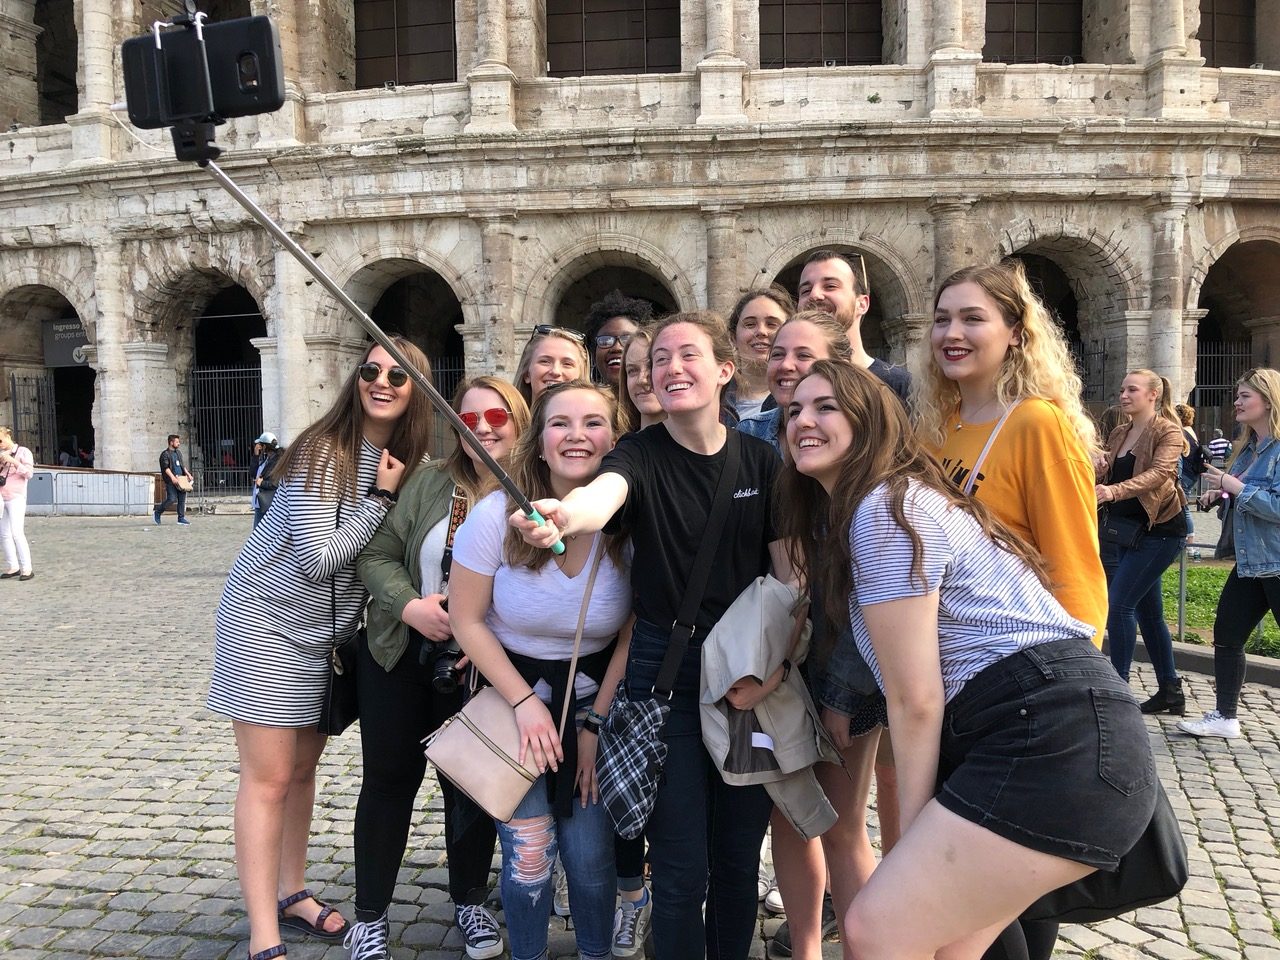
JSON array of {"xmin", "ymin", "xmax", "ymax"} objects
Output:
[
  {"xmin": 155, "ymin": 434, "xmax": 193, "ymax": 525},
  {"xmin": 251, "ymin": 432, "xmax": 283, "ymax": 528}
]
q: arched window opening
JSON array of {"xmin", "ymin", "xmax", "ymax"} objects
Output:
[
  {"xmin": 759, "ymin": 0, "xmax": 883, "ymax": 68},
  {"xmin": 984, "ymin": 0, "xmax": 1083, "ymax": 65},
  {"xmin": 547, "ymin": 0, "xmax": 681, "ymax": 77},
  {"xmin": 355, "ymin": 0, "xmax": 457, "ymax": 88}
]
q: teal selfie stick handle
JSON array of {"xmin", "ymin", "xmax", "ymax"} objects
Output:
[{"xmin": 526, "ymin": 508, "xmax": 567, "ymax": 555}]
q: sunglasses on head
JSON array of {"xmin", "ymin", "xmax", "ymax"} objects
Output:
[
  {"xmin": 595, "ymin": 333, "xmax": 633, "ymax": 349},
  {"xmin": 358, "ymin": 362, "xmax": 409, "ymax": 388},
  {"xmin": 459, "ymin": 407, "xmax": 510, "ymax": 431},
  {"xmin": 530, "ymin": 324, "xmax": 585, "ymax": 343}
]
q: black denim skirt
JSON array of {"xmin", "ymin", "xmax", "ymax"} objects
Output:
[{"xmin": 936, "ymin": 637, "xmax": 1158, "ymax": 870}]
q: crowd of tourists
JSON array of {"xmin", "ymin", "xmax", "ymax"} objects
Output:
[{"xmin": 204, "ymin": 253, "xmax": 1278, "ymax": 960}]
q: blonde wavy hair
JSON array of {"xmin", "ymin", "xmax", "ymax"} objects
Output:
[
  {"xmin": 1228, "ymin": 367, "xmax": 1280, "ymax": 469},
  {"xmin": 911, "ymin": 261, "xmax": 1098, "ymax": 457}
]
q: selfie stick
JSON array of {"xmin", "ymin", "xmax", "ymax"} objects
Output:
[{"xmin": 197, "ymin": 158, "xmax": 565, "ymax": 554}]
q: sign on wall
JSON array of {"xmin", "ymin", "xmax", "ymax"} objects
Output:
[{"xmin": 42, "ymin": 319, "xmax": 89, "ymax": 368}]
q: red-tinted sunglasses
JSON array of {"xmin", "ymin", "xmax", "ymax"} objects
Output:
[{"xmin": 459, "ymin": 407, "xmax": 510, "ymax": 431}]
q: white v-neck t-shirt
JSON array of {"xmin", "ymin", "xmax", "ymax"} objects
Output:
[{"xmin": 451, "ymin": 490, "xmax": 633, "ymax": 700}]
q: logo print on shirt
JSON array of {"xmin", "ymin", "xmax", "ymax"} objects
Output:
[{"xmin": 733, "ymin": 487, "xmax": 759, "ymax": 500}]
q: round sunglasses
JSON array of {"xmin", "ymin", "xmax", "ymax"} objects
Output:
[
  {"xmin": 358, "ymin": 362, "xmax": 409, "ymax": 388},
  {"xmin": 595, "ymin": 333, "xmax": 633, "ymax": 349},
  {"xmin": 459, "ymin": 407, "xmax": 510, "ymax": 431}
]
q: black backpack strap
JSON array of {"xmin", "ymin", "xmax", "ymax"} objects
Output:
[{"xmin": 653, "ymin": 430, "xmax": 742, "ymax": 698}]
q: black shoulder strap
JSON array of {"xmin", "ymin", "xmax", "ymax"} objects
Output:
[{"xmin": 653, "ymin": 429, "xmax": 741, "ymax": 698}]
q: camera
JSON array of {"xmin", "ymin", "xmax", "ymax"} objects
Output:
[
  {"xmin": 429, "ymin": 639, "xmax": 465, "ymax": 695},
  {"xmin": 121, "ymin": 15, "xmax": 285, "ymax": 129}
]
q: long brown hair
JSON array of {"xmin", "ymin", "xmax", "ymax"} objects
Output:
[
  {"xmin": 503, "ymin": 381, "xmax": 630, "ymax": 571},
  {"xmin": 614, "ymin": 326, "xmax": 655, "ymax": 434},
  {"xmin": 775, "ymin": 360, "xmax": 1050, "ymax": 632},
  {"xmin": 444, "ymin": 376, "xmax": 532, "ymax": 504},
  {"xmin": 272, "ymin": 336, "xmax": 434, "ymax": 496}
]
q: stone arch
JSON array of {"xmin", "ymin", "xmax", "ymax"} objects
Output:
[
  {"xmin": 1186, "ymin": 224, "xmax": 1280, "ymax": 309},
  {"xmin": 522, "ymin": 235, "xmax": 699, "ymax": 331},
  {"xmin": 318, "ymin": 243, "xmax": 478, "ymax": 343},
  {"xmin": 997, "ymin": 219, "xmax": 1144, "ymax": 318},
  {"xmin": 0, "ymin": 257, "xmax": 96, "ymax": 344}
]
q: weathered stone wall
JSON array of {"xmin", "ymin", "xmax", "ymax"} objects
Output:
[{"xmin": 0, "ymin": 0, "xmax": 39, "ymax": 129}]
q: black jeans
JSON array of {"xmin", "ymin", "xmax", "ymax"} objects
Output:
[
  {"xmin": 353, "ymin": 631, "xmax": 497, "ymax": 914},
  {"xmin": 626, "ymin": 619, "xmax": 774, "ymax": 960},
  {"xmin": 1212, "ymin": 566, "xmax": 1280, "ymax": 718}
]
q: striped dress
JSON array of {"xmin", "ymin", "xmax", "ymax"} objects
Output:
[{"xmin": 207, "ymin": 438, "xmax": 390, "ymax": 726}]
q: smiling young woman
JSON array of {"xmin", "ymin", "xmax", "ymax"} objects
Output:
[
  {"xmin": 207, "ymin": 336, "xmax": 432, "ymax": 960},
  {"xmin": 513, "ymin": 327, "xmax": 591, "ymax": 407}
]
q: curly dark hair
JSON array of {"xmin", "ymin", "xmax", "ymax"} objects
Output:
[{"xmin": 583, "ymin": 290, "xmax": 655, "ymax": 347}]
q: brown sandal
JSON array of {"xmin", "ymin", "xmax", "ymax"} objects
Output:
[{"xmin": 277, "ymin": 889, "xmax": 349, "ymax": 942}]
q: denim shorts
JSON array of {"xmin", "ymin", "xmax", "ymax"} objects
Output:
[{"xmin": 936, "ymin": 638, "xmax": 1157, "ymax": 870}]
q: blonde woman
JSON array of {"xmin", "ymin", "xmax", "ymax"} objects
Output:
[
  {"xmin": 513, "ymin": 326, "xmax": 591, "ymax": 407},
  {"xmin": 1182, "ymin": 368, "xmax": 1280, "ymax": 739},
  {"xmin": 615, "ymin": 327, "xmax": 665, "ymax": 434},
  {"xmin": 0, "ymin": 427, "xmax": 35, "ymax": 581},
  {"xmin": 1095, "ymin": 369, "xmax": 1188, "ymax": 710},
  {"xmin": 913, "ymin": 261, "xmax": 1108, "ymax": 960}
]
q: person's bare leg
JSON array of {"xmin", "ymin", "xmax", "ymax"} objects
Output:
[
  {"xmin": 276, "ymin": 726, "xmax": 345, "ymax": 934},
  {"xmin": 844, "ymin": 801, "xmax": 1094, "ymax": 960},
  {"xmin": 234, "ymin": 722, "xmax": 296, "ymax": 954},
  {"xmin": 817, "ymin": 729, "xmax": 880, "ymax": 955},
  {"xmin": 873, "ymin": 727, "xmax": 901, "ymax": 853},
  {"xmin": 768, "ymin": 807, "xmax": 825, "ymax": 960}
]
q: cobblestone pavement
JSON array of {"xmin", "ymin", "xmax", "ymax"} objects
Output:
[{"xmin": 2, "ymin": 515, "xmax": 1278, "ymax": 960}]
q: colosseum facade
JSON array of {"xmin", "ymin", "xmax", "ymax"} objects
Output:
[{"xmin": 1, "ymin": 0, "xmax": 1277, "ymax": 483}]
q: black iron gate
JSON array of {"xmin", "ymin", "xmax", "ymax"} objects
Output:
[
  {"xmin": 1191, "ymin": 340, "xmax": 1253, "ymax": 439},
  {"xmin": 190, "ymin": 365, "xmax": 263, "ymax": 495},
  {"xmin": 9, "ymin": 373, "xmax": 57, "ymax": 465}
]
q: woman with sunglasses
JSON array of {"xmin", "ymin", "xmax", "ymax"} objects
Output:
[
  {"xmin": 208, "ymin": 339, "xmax": 433, "ymax": 960},
  {"xmin": 514, "ymin": 325, "xmax": 591, "ymax": 407},
  {"xmin": 451, "ymin": 381, "xmax": 634, "ymax": 960},
  {"xmin": 348, "ymin": 377, "xmax": 531, "ymax": 960}
]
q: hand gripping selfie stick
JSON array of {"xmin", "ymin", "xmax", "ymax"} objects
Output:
[{"xmin": 127, "ymin": 12, "xmax": 564, "ymax": 553}]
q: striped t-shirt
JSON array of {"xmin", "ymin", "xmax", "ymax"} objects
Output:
[{"xmin": 847, "ymin": 480, "xmax": 1094, "ymax": 704}]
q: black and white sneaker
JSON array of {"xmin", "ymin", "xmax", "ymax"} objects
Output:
[
  {"xmin": 344, "ymin": 913, "xmax": 391, "ymax": 960},
  {"xmin": 456, "ymin": 903, "xmax": 504, "ymax": 960}
]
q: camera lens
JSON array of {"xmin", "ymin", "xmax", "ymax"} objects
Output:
[{"xmin": 237, "ymin": 52, "xmax": 261, "ymax": 91}]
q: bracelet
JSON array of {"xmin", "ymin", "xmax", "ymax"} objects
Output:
[
  {"xmin": 512, "ymin": 690, "xmax": 537, "ymax": 708},
  {"xmin": 586, "ymin": 708, "xmax": 607, "ymax": 725},
  {"xmin": 366, "ymin": 484, "xmax": 399, "ymax": 504},
  {"xmin": 582, "ymin": 715, "xmax": 601, "ymax": 735}
]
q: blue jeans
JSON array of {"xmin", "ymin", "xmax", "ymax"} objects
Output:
[
  {"xmin": 625, "ymin": 619, "xmax": 774, "ymax": 960},
  {"xmin": 156, "ymin": 480, "xmax": 187, "ymax": 520},
  {"xmin": 1101, "ymin": 534, "xmax": 1183, "ymax": 684},
  {"xmin": 496, "ymin": 704, "xmax": 615, "ymax": 960}
]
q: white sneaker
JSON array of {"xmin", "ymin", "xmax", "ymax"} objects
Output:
[
  {"xmin": 553, "ymin": 856, "xmax": 571, "ymax": 917},
  {"xmin": 1178, "ymin": 711, "xmax": 1241, "ymax": 739},
  {"xmin": 344, "ymin": 914, "xmax": 391, "ymax": 960},
  {"xmin": 612, "ymin": 891, "xmax": 652, "ymax": 958},
  {"xmin": 757, "ymin": 867, "xmax": 772, "ymax": 902},
  {"xmin": 764, "ymin": 883, "xmax": 785, "ymax": 915}
]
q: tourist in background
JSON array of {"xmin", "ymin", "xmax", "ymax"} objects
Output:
[
  {"xmin": 1095, "ymin": 369, "xmax": 1188, "ymax": 714},
  {"xmin": 252, "ymin": 432, "xmax": 283, "ymax": 529},
  {"xmin": 1181, "ymin": 368, "xmax": 1280, "ymax": 740},
  {"xmin": 0, "ymin": 426, "xmax": 35, "ymax": 582},
  {"xmin": 584, "ymin": 290, "xmax": 653, "ymax": 388},
  {"xmin": 724, "ymin": 286, "xmax": 793, "ymax": 421}
]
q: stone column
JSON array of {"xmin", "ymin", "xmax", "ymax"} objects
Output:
[
  {"xmin": 467, "ymin": 215, "xmax": 518, "ymax": 377},
  {"xmin": 927, "ymin": 0, "xmax": 982, "ymax": 118},
  {"xmin": 1182, "ymin": 308, "xmax": 1209, "ymax": 402},
  {"xmin": 928, "ymin": 197, "xmax": 976, "ymax": 288},
  {"xmin": 123, "ymin": 341, "xmax": 180, "ymax": 471},
  {"xmin": 268, "ymin": 251, "xmax": 322, "ymax": 441},
  {"xmin": 68, "ymin": 0, "xmax": 118, "ymax": 163},
  {"xmin": 251, "ymin": 336, "xmax": 281, "ymax": 437},
  {"xmin": 1147, "ymin": 200, "xmax": 1190, "ymax": 396},
  {"xmin": 704, "ymin": 208, "xmax": 742, "ymax": 314},
  {"xmin": 696, "ymin": 0, "xmax": 748, "ymax": 125},
  {"xmin": 464, "ymin": 0, "xmax": 517, "ymax": 133},
  {"xmin": 1105, "ymin": 310, "xmax": 1152, "ymax": 400},
  {"xmin": 881, "ymin": 313, "xmax": 928, "ymax": 366},
  {"xmin": 87, "ymin": 243, "xmax": 131, "ymax": 471},
  {"xmin": 1146, "ymin": 0, "xmax": 1204, "ymax": 117}
]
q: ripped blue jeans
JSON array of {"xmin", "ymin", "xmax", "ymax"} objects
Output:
[{"xmin": 495, "ymin": 708, "xmax": 616, "ymax": 960}]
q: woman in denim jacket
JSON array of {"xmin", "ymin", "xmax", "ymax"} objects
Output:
[{"xmin": 1180, "ymin": 368, "xmax": 1280, "ymax": 740}]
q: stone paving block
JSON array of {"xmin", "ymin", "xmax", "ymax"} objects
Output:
[
  {"xmin": 1095, "ymin": 919, "xmax": 1159, "ymax": 945},
  {"xmin": 1142, "ymin": 939, "xmax": 1204, "ymax": 960}
]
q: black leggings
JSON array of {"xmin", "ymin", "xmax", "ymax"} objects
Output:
[
  {"xmin": 1211, "ymin": 566, "xmax": 1280, "ymax": 718},
  {"xmin": 353, "ymin": 631, "xmax": 497, "ymax": 914}
]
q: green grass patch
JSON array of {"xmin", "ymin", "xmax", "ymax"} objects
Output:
[{"xmin": 1161, "ymin": 563, "xmax": 1280, "ymax": 657}]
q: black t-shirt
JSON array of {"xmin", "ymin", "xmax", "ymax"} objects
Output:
[
  {"xmin": 868, "ymin": 358, "xmax": 911, "ymax": 404},
  {"xmin": 602, "ymin": 424, "xmax": 779, "ymax": 637},
  {"xmin": 1108, "ymin": 453, "xmax": 1187, "ymax": 537}
]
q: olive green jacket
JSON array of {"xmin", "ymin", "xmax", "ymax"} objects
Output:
[{"xmin": 356, "ymin": 462, "xmax": 457, "ymax": 672}]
